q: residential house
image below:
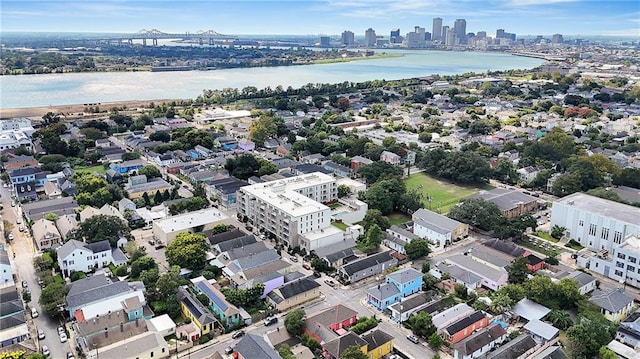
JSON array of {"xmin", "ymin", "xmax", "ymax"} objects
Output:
[
  {"xmin": 350, "ymin": 155, "xmax": 373, "ymax": 171},
  {"xmin": 433, "ymin": 303, "xmax": 475, "ymax": 333},
  {"xmin": 3, "ymin": 155, "xmax": 38, "ymax": 171},
  {"xmin": 154, "ymin": 153, "xmax": 176, "ymax": 167},
  {"xmin": 473, "ymin": 188, "xmax": 540, "ymax": 218},
  {"xmin": 412, "ymin": 208, "xmax": 468, "ymax": 250},
  {"xmin": 65, "ymin": 274, "xmax": 146, "ymax": 321},
  {"xmin": 444, "ymin": 254, "xmax": 509, "ymax": 291},
  {"xmin": 91, "ymin": 331, "xmax": 169, "ymax": 359},
  {"xmin": 566, "ymin": 271, "xmax": 597, "ymax": 295},
  {"xmin": 13, "ymin": 181, "xmax": 37, "ymax": 201},
  {"xmin": 615, "ymin": 311, "xmax": 640, "ymax": 349},
  {"xmin": 323, "ymin": 332, "xmax": 368, "ymax": 359},
  {"xmin": 9, "ymin": 166, "xmax": 39, "ymax": 185},
  {"xmin": 526, "ymin": 254, "xmax": 545, "ymax": 273},
  {"xmin": 484, "ymin": 334, "xmax": 538, "ymax": 359},
  {"xmin": 233, "ymin": 333, "xmax": 281, "ymax": 359},
  {"xmin": 22, "ymin": 197, "xmax": 78, "ymax": 221},
  {"xmin": 362, "ymin": 329, "xmax": 394, "ymax": 359},
  {"xmin": 453, "ymin": 324, "xmax": 507, "ymax": 359},
  {"xmin": 380, "ymin": 151, "xmax": 401, "ymax": 165},
  {"xmin": 367, "ymin": 268, "xmax": 423, "ymax": 311},
  {"xmin": 383, "ymin": 225, "xmax": 418, "ymax": 255},
  {"xmin": 323, "ymin": 161, "xmax": 351, "ymax": 178},
  {"xmin": 237, "ymin": 139, "xmax": 255, "ymax": 152},
  {"xmin": 315, "ymin": 238, "xmax": 357, "ymax": 268},
  {"xmin": 528, "ymin": 346, "xmax": 567, "ymax": 359},
  {"xmin": 338, "ymin": 251, "xmax": 398, "ymax": 284},
  {"xmin": 304, "ymin": 304, "xmax": 358, "ymax": 344},
  {"xmin": 216, "ymin": 137, "xmax": 238, "ymax": 150},
  {"xmin": 43, "ymin": 181, "xmax": 62, "ymax": 199},
  {"xmin": 124, "ymin": 175, "xmax": 172, "ymax": 200},
  {"xmin": 523, "ymin": 319, "xmax": 559, "ymax": 344},
  {"xmin": 433, "ymin": 262, "xmax": 482, "ymax": 292},
  {"xmin": 118, "ymin": 198, "xmax": 137, "ymax": 215},
  {"xmin": 79, "ymin": 206, "xmax": 102, "ymax": 223},
  {"xmin": 211, "ymin": 234, "xmax": 256, "ymax": 254},
  {"xmin": 589, "ymin": 288, "xmax": 635, "ymax": 323},
  {"xmin": 194, "ymin": 280, "xmax": 240, "ymax": 329},
  {"xmin": 207, "ymin": 177, "xmax": 248, "ymax": 209},
  {"xmin": 0, "ymin": 286, "xmax": 29, "ymax": 348},
  {"xmin": 32, "ymin": 218, "xmax": 62, "ymax": 250},
  {"xmin": 512, "ymin": 298, "xmax": 551, "ymax": 322},
  {"xmin": 0, "ymin": 250, "xmax": 14, "ymax": 288},
  {"xmin": 300, "ymin": 153, "xmax": 326, "ymax": 164},
  {"xmin": 388, "ymin": 292, "xmax": 435, "ymax": 323},
  {"xmin": 60, "ymin": 179, "xmax": 77, "ymax": 196},
  {"xmin": 177, "ymin": 287, "xmax": 216, "ymax": 335},
  {"xmin": 517, "ymin": 166, "xmax": 542, "ymax": 183},
  {"xmin": 105, "ymin": 168, "xmax": 124, "ymax": 184},
  {"xmin": 57, "ymin": 239, "xmax": 126, "ymax": 277},
  {"xmin": 443, "ymin": 311, "xmax": 489, "ymax": 344},
  {"xmin": 267, "ymin": 277, "xmax": 321, "ymax": 312},
  {"xmin": 110, "ymin": 159, "xmax": 145, "ymax": 174}
]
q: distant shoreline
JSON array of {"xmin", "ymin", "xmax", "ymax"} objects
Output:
[{"xmin": 0, "ymin": 99, "xmax": 183, "ymax": 118}]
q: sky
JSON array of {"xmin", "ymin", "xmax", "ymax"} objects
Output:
[{"xmin": 1, "ymin": 0, "xmax": 639, "ymax": 38}]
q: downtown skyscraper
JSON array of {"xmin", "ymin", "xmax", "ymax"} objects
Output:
[
  {"xmin": 454, "ymin": 19, "xmax": 467, "ymax": 44},
  {"xmin": 432, "ymin": 17, "xmax": 443, "ymax": 42}
]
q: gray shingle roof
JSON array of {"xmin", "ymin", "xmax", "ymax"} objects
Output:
[
  {"xmin": 362, "ymin": 329, "xmax": 394, "ymax": 350},
  {"xmin": 386, "ymin": 267, "xmax": 422, "ymax": 284},
  {"xmin": 215, "ymin": 235, "xmax": 257, "ymax": 252},
  {"xmin": 436, "ymin": 262, "xmax": 482, "ymax": 286},
  {"xmin": 387, "ymin": 225, "xmax": 418, "ymax": 240},
  {"xmin": 232, "ymin": 249, "xmax": 280, "ymax": 271},
  {"xmin": 453, "ymin": 324, "xmax": 506, "ymax": 356},
  {"xmin": 276, "ymin": 277, "xmax": 320, "ymax": 299},
  {"xmin": 366, "ymin": 282, "xmax": 400, "ymax": 301},
  {"xmin": 472, "ymin": 188, "xmax": 538, "ymax": 212},
  {"xmin": 340, "ymin": 251, "xmax": 396, "ymax": 276},
  {"xmin": 324, "ymin": 332, "xmax": 368, "ymax": 358},
  {"xmin": 66, "ymin": 280, "xmax": 131, "ymax": 309},
  {"xmin": 589, "ymin": 288, "xmax": 634, "ymax": 313},
  {"xmin": 486, "ymin": 334, "xmax": 537, "ymax": 359},
  {"xmin": 235, "ymin": 333, "xmax": 281, "ymax": 359},
  {"xmin": 567, "ymin": 271, "xmax": 596, "ymax": 288},
  {"xmin": 413, "ymin": 208, "xmax": 464, "ymax": 234}
]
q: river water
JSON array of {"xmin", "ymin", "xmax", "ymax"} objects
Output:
[{"xmin": 0, "ymin": 50, "xmax": 544, "ymax": 108}]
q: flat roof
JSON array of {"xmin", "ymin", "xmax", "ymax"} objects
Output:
[
  {"xmin": 555, "ymin": 192, "xmax": 640, "ymax": 224},
  {"xmin": 154, "ymin": 208, "xmax": 229, "ymax": 233}
]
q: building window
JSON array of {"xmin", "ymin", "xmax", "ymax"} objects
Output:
[
  {"xmin": 618, "ymin": 253, "xmax": 626, "ymax": 260},
  {"xmin": 616, "ymin": 262, "xmax": 624, "ymax": 268},
  {"xmin": 589, "ymin": 224, "xmax": 597, "ymax": 236},
  {"xmin": 628, "ymin": 265, "xmax": 636, "ymax": 272},
  {"xmin": 615, "ymin": 270, "xmax": 623, "ymax": 277},
  {"xmin": 614, "ymin": 231, "xmax": 623, "ymax": 244},
  {"xmin": 630, "ymin": 257, "xmax": 637, "ymax": 264},
  {"xmin": 601, "ymin": 228, "xmax": 609, "ymax": 240},
  {"xmin": 579, "ymin": 220, "xmax": 584, "ymax": 226}
]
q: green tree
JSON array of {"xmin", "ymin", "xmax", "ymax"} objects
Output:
[
  {"xmin": 494, "ymin": 284, "xmax": 526, "ymax": 303},
  {"xmin": 405, "ymin": 238, "xmax": 431, "ymax": 260},
  {"xmin": 405, "ymin": 311, "xmax": 436, "ymax": 338},
  {"xmin": 277, "ymin": 344, "xmax": 296, "ymax": 359},
  {"xmin": 257, "ymin": 159, "xmax": 278, "ymax": 176},
  {"xmin": 428, "ymin": 332, "xmax": 444, "ymax": 350},
  {"xmin": 249, "ymin": 113, "xmax": 278, "ymax": 147},
  {"xmin": 566, "ymin": 313, "xmax": 616, "ymax": 359},
  {"xmin": 78, "ymin": 215, "xmax": 130, "ymax": 247},
  {"xmin": 598, "ymin": 346, "xmax": 618, "ymax": 359},
  {"xmin": 165, "ymin": 232, "xmax": 209, "ymax": 270},
  {"xmin": 357, "ymin": 161, "xmax": 403, "ymax": 184},
  {"xmin": 340, "ymin": 346, "xmax": 367, "ymax": 359},
  {"xmin": 137, "ymin": 165, "xmax": 161, "ymax": 179},
  {"xmin": 153, "ymin": 266, "xmax": 181, "ymax": 318},
  {"xmin": 507, "ymin": 256, "xmax": 530, "ymax": 284},
  {"xmin": 361, "ymin": 209, "xmax": 391, "ymax": 231},
  {"xmin": 358, "ymin": 224, "xmax": 383, "ymax": 253},
  {"xmin": 130, "ymin": 256, "xmax": 158, "ymax": 278},
  {"xmin": 447, "ymin": 198, "xmax": 504, "ymax": 231},
  {"xmin": 338, "ymin": 184, "xmax": 351, "ymax": 198},
  {"xmin": 547, "ymin": 309, "xmax": 572, "ymax": 330},
  {"xmin": 551, "ymin": 225, "xmax": 566, "ymax": 240},
  {"xmin": 39, "ymin": 282, "xmax": 67, "ymax": 318},
  {"xmin": 284, "ymin": 309, "xmax": 306, "ymax": 336},
  {"xmin": 122, "ymin": 152, "xmax": 141, "ymax": 161},
  {"xmin": 490, "ymin": 292, "xmax": 514, "ymax": 314}
]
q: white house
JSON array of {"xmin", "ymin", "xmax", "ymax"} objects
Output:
[
  {"xmin": 412, "ymin": 208, "xmax": 468, "ymax": 250},
  {"xmin": 57, "ymin": 239, "xmax": 126, "ymax": 277},
  {"xmin": 380, "ymin": 151, "xmax": 401, "ymax": 165},
  {"xmin": 0, "ymin": 250, "xmax": 14, "ymax": 288},
  {"xmin": 453, "ymin": 324, "xmax": 507, "ymax": 359}
]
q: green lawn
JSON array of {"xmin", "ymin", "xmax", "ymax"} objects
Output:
[
  {"xmin": 404, "ymin": 173, "xmax": 492, "ymax": 214},
  {"xmin": 332, "ymin": 222, "xmax": 348, "ymax": 231},
  {"xmin": 532, "ymin": 231, "xmax": 559, "ymax": 243},
  {"xmin": 74, "ymin": 165, "xmax": 106, "ymax": 175},
  {"xmin": 388, "ymin": 212, "xmax": 411, "ymax": 225}
]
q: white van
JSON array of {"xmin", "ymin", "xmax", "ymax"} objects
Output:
[{"xmin": 31, "ymin": 307, "xmax": 39, "ymax": 318}]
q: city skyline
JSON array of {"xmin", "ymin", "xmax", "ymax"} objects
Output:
[{"xmin": 1, "ymin": 0, "xmax": 639, "ymax": 37}]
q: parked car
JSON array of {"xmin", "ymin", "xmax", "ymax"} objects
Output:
[
  {"xmin": 57, "ymin": 326, "xmax": 65, "ymax": 336},
  {"xmin": 41, "ymin": 345, "xmax": 50, "ymax": 356},
  {"xmin": 231, "ymin": 330, "xmax": 245, "ymax": 339},
  {"xmin": 324, "ymin": 279, "xmax": 335, "ymax": 288},
  {"xmin": 225, "ymin": 346, "xmax": 234, "ymax": 354},
  {"xmin": 8, "ymin": 233, "xmax": 14, "ymax": 241},
  {"xmin": 313, "ymin": 271, "xmax": 322, "ymax": 278},
  {"xmin": 31, "ymin": 307, "xmax": 38, "ymax": 318},
  {"xmin": 264, "ymin": 316, "xmax": 278, "ymax": 326},
  {"xmin": 19, "ymin": 226, "xmax": 25, "ymax": 232},
  {"xmin": 66, "ymin": 352, "xmax": 75, "ymax": 359},
  {"xmin": 16, "ymin": 218, "xmax": 21, "ymax": 224},
  {"xmin": 60, "ymin": 332, "xmax": 68, "ymax": 343},
  {"xmin": 37, "ymin": 329, "xmax": 45, "ymax": 340},
  {"xmin": 148, "ymin": 239, "xmax": 155, "ymax": 245},
  {"xmin": 289, "ymin": 256, "xmax": 298, "ymax": 262},
  {"xmin": 302, "ymin": 263, "xmax": 311, "ymax": 270},
  {"xmin": 22, "ymin": 280, "xmax": 28, "ymax": 288},
  {"xmin": 407, "ymin": 335, "xmax": 420, "ymax": 344}
]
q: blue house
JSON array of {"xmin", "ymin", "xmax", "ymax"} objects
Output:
[
  {"xmin": 110, "ymin": 159, "xmax": 145, "ymax": 174},
  {"xmin": 194, "ymin": 280, "xmax": 241, "ymax": 329},
  {"xmin": 366, "ymin": 268, "xmax": 423, "ymax": 311},
  {"xmin": 9, "ymin": 166, "xmax": 39, "ymax": 184}
]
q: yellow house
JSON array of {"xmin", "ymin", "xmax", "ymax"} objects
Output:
[
  {"xmin": 177, "ymin": 287, "xmax": 215, "ymax": 335},
  {"xmin": 124, "ymin": 175, "xmax": 173, "ymax": 199},
  {"xmin": 363, "ymin": 330, "xmax": 394, "ymax": 359},
  {"xmin": 324, "ymin": 332, "xmax": 368, "ymax": 359},
  {"xmin": 267, "ymin": 278, "xmax": 321, "ymax": 312}
]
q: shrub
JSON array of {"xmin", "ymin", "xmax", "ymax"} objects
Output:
[
  {"xmin": 115, "ymin": 264, "xmax": 129, "ymax": 277},
  {"xmin": 198, "ymin": 334, "xmax": 211, "ymax": 345},
  {"xmin": 69, "ymin": 271, "xmax": 86, "ymax": 282}
]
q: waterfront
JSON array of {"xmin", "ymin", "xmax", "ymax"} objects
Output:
[{"xmin": 0, "ymin": 50, "xmax": 544, "ymax": 109}]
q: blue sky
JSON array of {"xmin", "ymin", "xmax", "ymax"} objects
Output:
[{"xmin": 1, "ymin": 0, "xmax": 639, "ymax": 37}]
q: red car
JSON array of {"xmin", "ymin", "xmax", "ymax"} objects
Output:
[{"xmin": 302, "ymin": 263, "xmax": 311, "ymax": 270}]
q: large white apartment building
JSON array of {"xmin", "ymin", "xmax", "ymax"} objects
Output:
[
  {"xmin": 550, "ymin": 193, "xmax": 640, "ymax": 252},
  {"xmin": 236, "ymin": 172, "xmax": 339, "ymax": 249},
  {"xmin": 579, "ymin": 235, "xmax": 640, "ymax": 289}
]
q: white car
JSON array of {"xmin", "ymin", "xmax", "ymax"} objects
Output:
[
  {"xmin": 58, "ymin": 326, "xmax": 65, "ymax": 336},
  {"xmin": 60, "ymin": 332, "xmax": 68, "ymax": 343},
  {"xmin": 42, "ymin": 345, "xmax": 50, "ymax": 356},
  {"xmin": 31, "ymin": 307, "xmax": 39, "ymax": 318},
  {"xmin": 37, "ymin": 329, "xmax": 45, "ymax": 340}
]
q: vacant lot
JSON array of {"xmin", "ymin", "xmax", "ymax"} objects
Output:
[
  {"xmin": 74, "ymin": 165, "xmax": 106, "ymax": 175},
  {"xmin": 404, "ymin": 172, "xmax": 492, "ymax": 214}
]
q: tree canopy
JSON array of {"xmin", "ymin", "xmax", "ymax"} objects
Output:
[
  {"xmin": 405, "ymin": 238, "xmax": 431, "ymax": 260},
  {"xmin": 78, "ymin": 215, "xmax": 130, "ymax": 247},
  {"xmin": 284, "ymin": 308, "xmax": 306, "ymax": 336},
  {"xmin": 340, "ymin": 346, "xmax": 368, "ymax": 359},
  {"xmin": 165, "ymin": 232, "xmax": 209, "ymax": 270}
]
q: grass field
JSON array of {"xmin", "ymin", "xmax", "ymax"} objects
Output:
[
  {"xmin": 404, "ymin": 173, "xmax": 492, "ymax": 214},
  {"xmin": 388, "ymin": 213, "xmax": 411, "ymax": 225},
  {"xmin": 74, "ymin": 165, "xmax": 106, "ymax": 175}
]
